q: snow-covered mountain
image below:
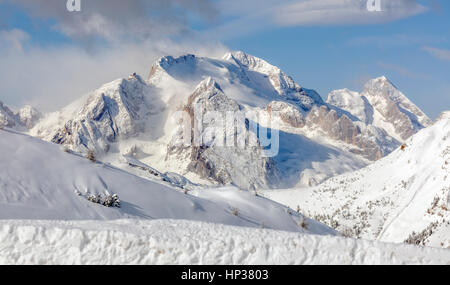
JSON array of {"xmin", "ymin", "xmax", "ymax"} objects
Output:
[
  {"xmin": 264, "ymin": 112, "xmax": 450, "ymax": 248},
  {"xmin": 0, "ymin": 101, "xmax": 41, "ymax": 130},
  {"xmin": 328, "ymin": 77, "xmax": 432, "ymax": 142},
  {"xmin": 0, "ymin": 127, "xmax": 335, "ymax": 236},
  {"xmin": 29, "ymin": 52, "xmax": 429, "ymax": 189}
]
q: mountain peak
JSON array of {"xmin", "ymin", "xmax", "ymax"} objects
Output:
[
  {"xmin": 157, "ymin": 54, "xmax": 196, "ymax": 68},
  {"xmin": 0, "ymin": 101, "xmax": 17, "ymax": 128},
  {"xmin": 0, "ymin": 101, "xmax": 42, "ymax": 130},
  {"xmin": 361, "ymin": 77, "xmax": 432, "ymax": 141},
  {"xmin": 17, "ymin": 105, "xmax": 42, "ymax": 129},
  {"xmin": 222, "ymin": 50, "xmax": 247, "ymax": 61},
  {"xmin": 376, "ymin": 75, "xmax": 389, "ymax": 82},
  {"xmin": 437, "ymin": 111, "xmax": 450, "ymax": 121},
  {"xmin": 223, "ymin": 50, "xmax": 280, "ymax": 75},
  {"xmin": 195, "ymin": 76, "xmax": 223, "ymax": 93},
  {"xmin": 365, "ymin": 76, "xmax": 397, "ymax": 90},
  {"xmin": 148, "ymin": 54, "xmax": 197, "ymax": 81}
]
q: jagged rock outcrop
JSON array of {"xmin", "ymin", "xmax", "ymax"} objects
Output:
[
  {"xmin": 0, "ymin": 101, "xmax": 41, "ymax": 130},
  {"xmin": 305, "ymin": 105, "xmax": 398, "ymax": 161},
  {"xmin": 0, "ymin": 101, "xmax": 18, "ymax": 128},
  {"xmin": 267, "ymin": 101, "xmax": 305, "ymax": 128},
  {"xmin": 167, "ymin": 78, "xmax": 280, "ymax": 190},
  {"xmin": 32, "ymin": 74, "xmax": 159, "ymax": 154},
  {"xmin": 16, "ymin": 106, "xmax": 42, "ymax": 129},
  {"xmin": 330, "ymin": 77, "xmax": 432, "ymax": 142}
]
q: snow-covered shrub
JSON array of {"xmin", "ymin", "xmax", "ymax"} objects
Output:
[
  {"xmin": 102, "ymin": 194, "xmax": 121, "ymax": 208},
  {"xmin": 86, "ymin": 150, "xmax": 96, "ymax": 162},
  {"xmin": 85, "ymin": 193, "xmax": 120, "ymax": 208},
  {"xmin": 87, "ymin": 194, "xmax": 102, "ymax": 204},
  {"xmin": 340, "ymin": 227, "xmax": 355, "ymax": 238},
  {"xmin": 231, "ymin": 207, "xmax": 239, "ymax": 216},
  {"xmin": 404, "ymin": 222, "xmax": 439, "ymax": 246},
  {"xmin": 299, "ymin": 217, "xmax": 308, "ymax": 230}
]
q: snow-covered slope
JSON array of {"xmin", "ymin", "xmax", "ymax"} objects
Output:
[
  {"xmin": 0, "ymin": 127, "xmax": 334, "ymax": 236},
  {"xmin": 328, "ymin": 77, "xmax": 432, "ymax": 142},
  {"xmin": 1, "ymin": 219, "xmax": 449, "ymax": 265},
  {"xmin": 263, "ymin": 113, "xmax": 450, "ymax": 248}
]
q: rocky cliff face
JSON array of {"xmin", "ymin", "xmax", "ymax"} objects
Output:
[
  {"xmin": 0, "ymin": 101, "xmax": 41, "ymax": 130},
  {"xmin": 265, "ymin": 99, "xmax": 399, "ymax": 161},
  {"xmin": 267, "ymin": 101, "xmax": 305, "ymax": 128},
  {"xmin": 167, "ymin": 78, "xmax": 280, "ymax": 190},
  {"xmin": 305, "ymin": 105, "xmax": 397, "ymax": 161},
  {"xmin": 330, "ymin": 77, "xmax": 432, "ymax": 142},
  {"xmin": 0, "ymin": 101, "xmax": 18, "ymax": 128},
  {"xmin": 32, "ymin": 74, "xmax": 160, "ymax": 154}
]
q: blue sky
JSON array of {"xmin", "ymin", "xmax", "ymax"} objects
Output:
[
  {"xmin": 219, "ymin": 1, "xmax": 450, "ymax": 119},
  {"xmin": 0, "ymin": 0, "xmax": 449, "ymax": 118}
]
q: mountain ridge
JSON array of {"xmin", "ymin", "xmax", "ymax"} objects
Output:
[{"xmin": 25, "ymin": 51, "xmax": 431, "ymax": 189}]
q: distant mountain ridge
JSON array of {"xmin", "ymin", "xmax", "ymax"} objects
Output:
[{"xmin": 327, "ymin": 76, "xmax": 432, "ymax": 142}]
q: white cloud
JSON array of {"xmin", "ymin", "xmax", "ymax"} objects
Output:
[
  {"xmin": 204, "ymin": 0, "xmax": 429, "ymax": 40},
  {"xmin": 0, "ymin": 29, "xmax": 30, "ymax": 52},
  {"xmin": 0, "ymin": 29, "xmax": 228, "ymax": 112},
  {"xmin": 422, "ymin": 46, "xmax": 450, "ymax": 61},
  {"xmin": 0, "ymin": 1, "xmax": 226, "ymax": 111},
  {"xmin": 273, "ymin": 0, "xmax": 428, "ymax": 26},
  {"xmin": 6, "ymin": 0, "xmax": 218, "ymax": 45}
]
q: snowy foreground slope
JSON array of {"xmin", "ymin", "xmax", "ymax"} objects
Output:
[
  {"xmin": 1, "ymin": 219, "xmax": 449, "ymax": 265},
  {"xmin": 263, "ymin": 113, "xmax": 450, "ymax": 248},
  {"xmin": 0, "ymin": 128, "xmax": 333, "ymax": 235}
]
